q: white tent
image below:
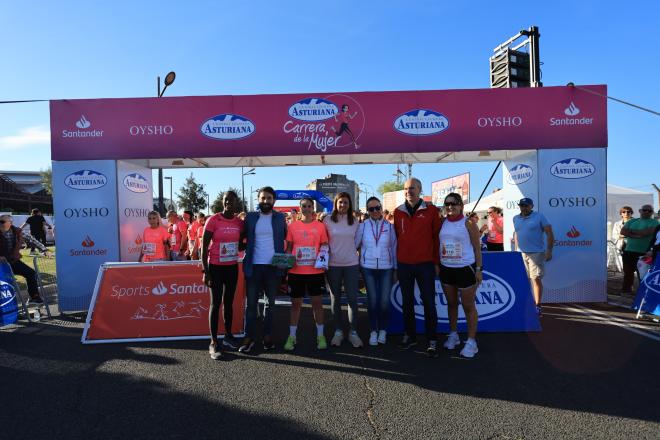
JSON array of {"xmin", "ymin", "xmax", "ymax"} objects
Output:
[{"xmin": 464, "ymin": 190, "xmax": 503, "ymax": 214}]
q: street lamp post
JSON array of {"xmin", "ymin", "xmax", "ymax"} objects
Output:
[
  {"xmin": 164, "ymin": 176, "xmax": 173, "ymax": 211},
  {"xmin": 157, "ymin": 71, "xmax": 176, "ymax": 216},
  {"xmin": 241, "ymin": 167, "xmax": 255, "ymax": 212}
]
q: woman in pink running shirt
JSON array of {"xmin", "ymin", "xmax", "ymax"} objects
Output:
[
  {"xmin": 139, "ymin": 211, "xmax": 170, "ymax": 262},
  {"xmin": 202, "ymin": 191, "xmax": 246, "ymax": 360}
]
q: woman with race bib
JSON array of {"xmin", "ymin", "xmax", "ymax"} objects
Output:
[
  {"xmin": 139, "ymin": 211, "xmax": 170, "ymax": 263},
  {"xmin": 284, "ymin": 197, "xmax": 329, "ymax": 351},
  {"xmin": 439, "ymin": 193, "xmax": 483, "ymax": 359},
  {"xmin": 202, "ymin": 191, "xmax": 245, "ymax": 360}
]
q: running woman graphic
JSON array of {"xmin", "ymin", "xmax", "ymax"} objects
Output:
[{"xmin": 331, "ymin": 104, "xmax": 360, "ymax": 149}]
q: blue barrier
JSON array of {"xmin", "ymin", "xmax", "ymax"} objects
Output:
[
  {"xmin": 0, "ymin": 262, "xmax": 19, "ymax": 326},
  {"xmin": 633, "ymin": 259, "xmax": 660, "ymax": 317},
  {"xmin": 387, "ymin": 252, "xmax": 541, "ymax": 333}
]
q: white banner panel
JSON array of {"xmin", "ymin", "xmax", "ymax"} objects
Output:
[
  {"xmin": 502, "ymin": 152, "xmax": 539, "ymax": 251},
  {"xmin": 52, "ymin": 160, "xmax": 120, "ymax": 311},
  {"xmin": 538, "ymin": 148, "xmax": 607, "ymax": 302},
  {"xmin": 117, "ymin": 161, "xmax": 154, "ymax": 262}
]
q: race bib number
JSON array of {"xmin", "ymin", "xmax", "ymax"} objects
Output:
[
  {"xmin": 142, "ymin": 242, "xmax": 156, "ymax": 256},
  {"xmin": 170, "ymin": 235, "xmax": 177, "ymax": 247},
  {"xmin": 488, "ymin": 231, "xmax": 497, "ymax": 240},
  {"xmin": 218, "ymin": 242, "xmax": 239, "ymax": 263},
  {"xmin": 296, "ymin": 246, "xmax": 316, "ymax": 266},
  {"xmin": 441, "ymin": 240, "xmax": 463, "ymax": 261}
]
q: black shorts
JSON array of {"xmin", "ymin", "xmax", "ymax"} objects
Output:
[
  {"xmin": 288, "ymin": 273, "xmax": 325, "ymax": 298},
  {"xmin": 439, "ymin": 263, "xmax": 477, "ymax": 289},
  {"xmin": 486, "ymin": 242, "xmax": 504, "ymax": 251}
]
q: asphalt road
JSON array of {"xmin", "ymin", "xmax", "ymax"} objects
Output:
[{"xmin": 2, "ymin": 302, "xmax": 659, "ymax": 440}]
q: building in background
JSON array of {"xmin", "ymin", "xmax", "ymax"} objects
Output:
[
  {"xmin": 0, "ymin": 170, "xmax": 53, "ymax": 214},
  {"xmin": 307, "ymin": 174, "xmax": 360, "ymax": 212}
]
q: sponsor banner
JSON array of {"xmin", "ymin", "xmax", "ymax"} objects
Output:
[
  {"xmin": 431, "ymin": 173, "xmax": 470, "ymax": 206},
  {"xmin": 502, "ymin": 152, "xmax": 539, "ymax": 251},
  {"xmin": 50, "ymin": 85, "xmax": 607, "ymax": 160},
  {"xmin": 53, "ymin": 160, "xmax": 120, "ymax": 312},
  {"xmin": 0, "ymin": 262, "xmax": 20, "ymax": 326},
  {"xmin": 117, "ymin": 161, "xmax": 154, "ymax": 262},
  {"xmin": 387, "ymin": 252, "xmax": 541, "ymax": 333},
  {"xmin": 274, "ymin": 190, "xmax": 333, "ymax": 212},
  {"xmin": 82, "ymin": 262, "xmax": 246, "ymax": 342},
  {"xmin": 538, "ymin": 148, "xmax": 607, "ymax": 302},
  {"xmin": 633, "ymin": 259, "xmax": 660, "ymax": 316}
]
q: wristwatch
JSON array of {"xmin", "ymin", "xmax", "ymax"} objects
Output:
[{"xmin": 475, "ymin": 266, "xmax": 483, "ymax": 271}]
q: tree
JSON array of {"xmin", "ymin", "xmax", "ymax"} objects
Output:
[
  {"xmin": 377, "ymin": 180, "xmax": 404, "ymax": 195},
  {"xmin": 210, "ymin": 186, "xmax": 246, "ymax": 214},
  {"xmin": 177, "ymin": 173, "xmax": 208, "ymax": 212},
  {"xmin": 40, "ymin": 167, "xmax": 53, "ymax": 195}
]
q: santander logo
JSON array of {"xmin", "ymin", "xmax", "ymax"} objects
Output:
[
  {"xmin": 135, "ymin": 235, "xmax": 143, "ymax": 245},
  {"xmin": 566, "ymin": 226, "xmax": 581, "ymax": 238},
  {"xmin": 81, "ymin": 236, "xmax": 95, "ymax": 247},
  {"xmin": 152, "ymin": 282, "xmax": 168, "ymax": 296},
  {"xmin": 564, "ymin": 102, "xmax": 580, "ymax": 116},
  {"xmin": 76, "ymin": 115, "xmax": 91, "ymax": 129}
]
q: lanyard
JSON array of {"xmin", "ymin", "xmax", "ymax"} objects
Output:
[{"xmin": 370, "ymin": 219, "xmax": 386, "ymax": 246}]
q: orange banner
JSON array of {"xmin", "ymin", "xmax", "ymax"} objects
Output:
[{"xmin": 84, "ymin": 262, "xmax": 245, "ymax": 342}]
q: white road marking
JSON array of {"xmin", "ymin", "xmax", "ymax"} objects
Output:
[{"xmin": 564, "ymin": 304, "xmax": 660, "ymax": 342}]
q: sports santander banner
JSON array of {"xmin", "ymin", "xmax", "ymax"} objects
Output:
[
  {"xmin": 50, "ymin": 85, "xmax": 607, "ymax": 161},
  {"xmin": 82, "ymin": 261, "xmax": 245, "ymax": 343}
]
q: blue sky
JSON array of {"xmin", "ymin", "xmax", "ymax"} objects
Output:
[{"xmin": 1, "ymin": 1, "xmax": 658, "ymax": 208}]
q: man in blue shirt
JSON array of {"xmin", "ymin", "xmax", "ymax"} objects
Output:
[{"xmin": 513, "ymin": 198, "xmax": 554, "ymax": 315}]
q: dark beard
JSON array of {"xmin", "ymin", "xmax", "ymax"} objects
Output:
[{"xmin": 259, "ymin": 203, "xmax": 273, "ymax": 213}]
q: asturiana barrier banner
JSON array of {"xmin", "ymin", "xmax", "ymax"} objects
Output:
[{"xmin": 82, "ymin": 261, "xmax": 245, "ymax": 343}]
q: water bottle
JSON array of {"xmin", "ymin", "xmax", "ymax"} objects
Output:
[{"xmin": 32, "ymin": 308, "xmax": 41, "ymax": 322}]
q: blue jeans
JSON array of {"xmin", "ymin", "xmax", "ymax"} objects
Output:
[
  {"xmin": 397, "ymin": 262, "xmax": 437, "ymax": 340},
  {"xmin": 361, "ymin": 268, "xmax": 392, "ymax": 332},
  {"xmin": 327, "ymin": 265, "xmax": 360, "ymax": 331},
  {"xmin": 245, "ymin": 264, "xmax": 278, "ymax": 339}
]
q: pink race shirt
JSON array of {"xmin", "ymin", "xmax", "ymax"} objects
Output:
[
  {"xmin": 204, "ymin": 214, "xmax": 244, "ymax": 265},
  {"xmin": 142, "ymin": 226, "xmax": 170, "ymax": 262},
  {"xmin": 487, "ymin": 216, "xmax": 504, "ymax": 244},
  {"xmin": 286, "ymin": 220, "xmax": 328, "ymax": 275},
  {"xmin": 188, "ymin": 220, "xmax": 200, "ymax": 242},
  {"xmin": 169, "ymin": 220, "xmax": 188, "ymax": 251}
]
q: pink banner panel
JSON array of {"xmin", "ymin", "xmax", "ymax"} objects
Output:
[{"xmin": 50, "ymin": 85, "xmax": 607, "ymax": 161}]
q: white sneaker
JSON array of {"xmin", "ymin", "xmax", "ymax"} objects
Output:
[
  {"xmin": 369, "ymin": 331, "xmax": 378, "ymax": 346},
  {"xmin": 460, "ymin": 340, "xmax": 478, "ymax": 358},
  {"xmin": 443, "ymin": 333, "xmax": 461, "ymax": 350},
  {"xmin": 348, "ymin": 331, "xmax": 363, "ymax": 348},
  {"xmin": 377, "ymin": 330, "xmax": 387, "ymax": 345},
  {"xmin": 331, "ymin": 330, "xmax": 344, "ymax": 347}
]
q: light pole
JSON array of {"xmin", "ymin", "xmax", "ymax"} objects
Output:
[
  {"xmin": 157, "ymin": 71, "xmax": 176, "ymax": 216},
  {"xmin": 241, "ymin": 167, "xmax": 255, "ymax": 212},
  {"xmin": 360, "ymin": 182, "xmax": 375, "ymax": 200},
  {"xmin": 164, "ymin": 176, "xmax": 173, "ymax": 211}
]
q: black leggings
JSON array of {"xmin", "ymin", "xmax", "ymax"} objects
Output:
[
  {"xmin": 208, "ymin": 264, "xmax": 238, "ymax": 342},
  {"xmin": 335, "ymin": 122, "xmax": 357, "ymax": 143}
]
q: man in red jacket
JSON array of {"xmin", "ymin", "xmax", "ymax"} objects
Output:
[{"xmin": 394, "ymin": 178, "xmax": 441, "ymax": 357}]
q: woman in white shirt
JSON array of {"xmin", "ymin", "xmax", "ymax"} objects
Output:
[
  {"xmin": 438, "ymin": 193, "xmax": 483, "ymax": 359},
  {"xmin": 355, "ymin": 197, "xmax": 397, "ymax": 345}
]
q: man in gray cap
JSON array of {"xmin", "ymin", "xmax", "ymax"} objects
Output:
[{"xmin": 512, "ymin": 198, "xmax": 554, "ymax": 315}]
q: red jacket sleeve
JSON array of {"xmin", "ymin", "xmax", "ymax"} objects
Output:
[{"xmin": 431, "ymin": 206, "xmax": 440, "ymax": 264}]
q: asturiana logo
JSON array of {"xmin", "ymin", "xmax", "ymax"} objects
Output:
[
  {"xmin": 64, "ymin": 170, "xmax": 108, "ymax": 190},
  {"xmin": 394, "ymin": 109, "xmax": 449, "ymax": 136},
  {"xmin": 550, "ymin": 158, "xmax": 595, "ymax": 179},
  {"xmin": 391, "ymin": 270, "xmax": 515, "ymax": 323},
  {"xmin": 642, "ymin": 269, "xmax": 660, "ymax": 295},
  {"xmin": 288, "ymin": 98, "xmax": 338, "ymax": 122},
  {"xmin": 0, "ymin": 280, "xmax": 17, "ymax": 308},
  {"xmin": 292, "ymin": 192, "xmax": 311, "ymax": 199},
  {"xmin": 200, "ymin": 114, "xmax": 255, "ymax": 140},
  {"xmin": 123, "ymin": 173, "xmax": 149, "ymax": 193},
  {"xmin": 507, "ymin": 164, "xmax": 533, "ymax": 185}
]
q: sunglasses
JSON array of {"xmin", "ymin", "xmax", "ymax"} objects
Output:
[
  {"xmin": 487, "ymin": 211, "xmax": 494, "ymax": 214},
  {"xmin": 444, "ymin": 202, "xmax": 460, "ymax": 207},
  {"xmin": 300, "ymin": 204, "xmax": 313, "ymax": 208},
  {"xmin": 641, "ymin": 208, "xmax": 653, "ymax": 212},
  {"xmin": 367, "ymin": 206, "xmax": 382, "ymax": 212},
  {"xmin": 0, "ymin": 220, "xmax": 6, "ymax": 224}
]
